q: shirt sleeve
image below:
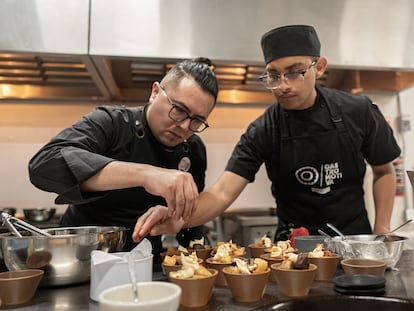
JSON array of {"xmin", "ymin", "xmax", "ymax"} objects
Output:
[
  {"xmin": 360, "ymin": 101, "xmax": 401, "ymax": 165},
  {"xmin": 28, "ymin": 106, "xmax": 120, "ymax": 204},
  {"xmin": 225, "ymin": 112, "xmax": 270, "ymax": 183}
]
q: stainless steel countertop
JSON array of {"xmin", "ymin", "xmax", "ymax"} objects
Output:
[{"xmin": 4, "ymin": 250, "xmax": 414, "ymax": 311}]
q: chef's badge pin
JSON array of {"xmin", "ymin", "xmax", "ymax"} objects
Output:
[{"xmin": 178, "ymin": 157, "xmax": 191, "ymax": 172}]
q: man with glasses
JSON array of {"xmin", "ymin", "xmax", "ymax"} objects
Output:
[
  {"xmin": 134, "ymin": 25, "xmax": 400, "ymax": 243},
  {"xmin": 28, "ymin": 58, "xmax": 218, "ymax": 267}
]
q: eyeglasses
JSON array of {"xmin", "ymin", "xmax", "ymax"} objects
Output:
[
  {"xmin": 259, "ymin": 59, "xmax": 318, "ymax": 89},
  {"xmin": 160, "ymin": 86, "xmax": 209, "ymax": 133}
]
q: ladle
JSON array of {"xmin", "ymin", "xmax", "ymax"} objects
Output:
[{"xmin": 374, "ymin": 219, "xmax": 412, "ymax": 241}]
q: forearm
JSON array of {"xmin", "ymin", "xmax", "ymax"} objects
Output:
[
  {"xmin": 183, "ymin": 189, "xmax": 229, "ymax": 227},
  {"xmin": 183, "ymin": 171, "xmax": 248, "ymax": 227},
  {"xmin": 81, "ymin": 161, "xmax": 154, "ymax": 192},
  {"xmin": 82, "ymin": 160, "xmax": 199, "ymax": 220},
  {"xmin": 372, "ymin": 163, "xmax": 396, "ymax": 234}
]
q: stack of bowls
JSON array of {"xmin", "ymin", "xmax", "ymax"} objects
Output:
[{"xmin": 333, "ymin": 274, "xmax": 386, "ymax": 296}]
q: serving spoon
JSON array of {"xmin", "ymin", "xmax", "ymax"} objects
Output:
[
  {"xmin": 374, "ymin": 219, "xmax": 412, "ymax": 241},
  {"xmin": 127, "ymin": 253, "xmax": 139, "ymax": 303}
]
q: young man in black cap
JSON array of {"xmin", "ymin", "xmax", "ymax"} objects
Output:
[{"xmin": 133, "ymin": 25, "xmax": 401, "ymax": 242}]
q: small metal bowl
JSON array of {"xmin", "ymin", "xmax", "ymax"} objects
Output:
[
  {"xmin": 23, "ymin": 208, "xmax": 56, "ymax": 223},
  {"xmin": 0, "ymin": 207, "xmax": 16, "ymax": 217}
]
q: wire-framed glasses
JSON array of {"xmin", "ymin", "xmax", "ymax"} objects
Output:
[{"xmin": 259, "ymin": 59, "xmax": 318, "ymax": 89}]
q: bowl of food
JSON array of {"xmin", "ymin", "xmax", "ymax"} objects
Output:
[
  {"xmin": 326, "ymin": 234, "xmax": 407, "ymax": 268},
  {"xmin": 0, "ymin": 269, "xmax": 44, "ymax": 307},
  {"xmin": 210, "ymin": 240, "xmax": 246, "ymax": 258},
  {"xmin": 341, "ymin": 258, "xmax": 387, "ymax": 276},
  {"xmin": 23, "ymin": 208, "xmax": 56, "ymax": 223},
  {"xmin": 248, "ymin": 235, "xmax": 275, "ymax": 258},
  {"xmin": 270, "ymin": 253, "xmax": 317, "ymax": 297},
  {"xmin": 223, "ymin": 258, "xmax": 270, "ymax": 302},
  {"xmin": 99, "ymin": 281, "xmax": 181, "ymax": 311},
  {"xmin": 187, "ymin": 237, "xmax": 214, "ymax": 260},
  {"xmin": 206, "ymin": 241, "xmax": 246, "ymax": 286},
  {"xmin": 188, "ymin": 245, "xmax": 213, "ymax": 260},
  {"xmin": 307, "ymin": 243, "xmax": 341, "ymax": 281},
  {"xmin": 162, "ymin": 252, "xmax": 203, "ymax": 276},
  {"xmin": 167, "ymin": 254, "xmax": 218, "ymax": 309},
  {"xmin": 1, "ymin": 226, "xmax": 127, "ymax": 286}
]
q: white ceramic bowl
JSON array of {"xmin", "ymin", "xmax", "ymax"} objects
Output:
[
  {"xmin": 90, "ymin": 251, "xmax": 153, "ymax": 301},
  {"xmin": 99, "ymin": 281, "xmax": 181, "ymax": 311}
]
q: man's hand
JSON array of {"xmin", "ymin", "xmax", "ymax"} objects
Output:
[
  {"xmin": 81, "ymin": 162, "xmax": 199, "ymax": 221},
  {"xmin": 144, "ymin": 168, "xmax": 198, "ymax": 221},
  {"xmin": 132, "ymin": 205, "xmax": 185, "ymax": 242}
]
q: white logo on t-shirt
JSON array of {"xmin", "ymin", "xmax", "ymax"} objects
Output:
[{"xmin": 295, "ymin": 162, "xmax": 343, "ymax": 194}]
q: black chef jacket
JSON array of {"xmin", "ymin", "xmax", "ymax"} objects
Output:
[
  {"xmin": 225, "ymin": 86, "xmax": 401, "ymax": 238},
  {"xmin": 29, "ymin": 104, "xmax": 208, "ymax": 263}
]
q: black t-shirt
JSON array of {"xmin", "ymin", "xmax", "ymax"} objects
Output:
[{"xmin": 225, "ymin": 86, "xmax": 401, "ymax": 234}]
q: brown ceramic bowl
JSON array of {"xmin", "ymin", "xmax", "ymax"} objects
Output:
[
  {"xmin": 188, "ymin": 246, "xmax": 213, "ymax": 260},
  {"xmin": 223, "ymin": 267, "xmax": 270, "ymax": 302},
  {"xmin": 259, "ymin": 253, "xmax": 283, "ymax": 282},
  {"xmin": 341, "ymin": 258, "xmax": 387, "ymax": 276},
  {"xmin": 162, "ymin": 258, "xmax": 203, "ymax": 276},
  {"xmin": 248, "ymin": 244, "xmax": 268, "ymax": 258},
  {"xmin": 0, "ymin": 269, "xmax": 44, "ymax": 306},
  {"xmin": 308, "ymin": 254, "xmax": 341, "ymax": 281},
  {"xmin": 205, "ymin": 258, "xmax": 236, "ymax": 287},
  {"xmin": 168, "ymin": 268, "xmax": 218, "ymax": 308},
  {"xmin": 271, "ymin": 263, "xmax": 317, "ymax": 297}
]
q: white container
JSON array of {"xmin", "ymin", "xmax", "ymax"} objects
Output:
[
  {"xmin": 99, "ymin": 281, "xmax": 181, "ymax": 311},
  {"xmin": 90, "ymin": 251, "xmax": 153, "ymax": 301}
]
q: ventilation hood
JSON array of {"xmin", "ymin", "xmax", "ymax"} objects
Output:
[{"xmin": 0, "ymin": 0, "xmax": 414, "ymax": 104}]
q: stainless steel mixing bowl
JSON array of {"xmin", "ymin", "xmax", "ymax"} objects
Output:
[
  {"xmin": 0, "ymin": 226, "xmax": 128, "ymax": 286},
  {"xmin": 325, "ymin": 234, "xmax": 407, "ymax": 269},
  {"xmin": 23, "ymin": 208, "xmax": 56, "ymax": 223}
]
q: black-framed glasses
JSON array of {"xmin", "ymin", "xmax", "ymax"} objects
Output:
[
  {"xmin": 160, "ymin": 86, "xmax": 209, "ymax": 133},
  {"xmin": 259, "ymin": 59, "xmax": 318, "ymax": 89}
]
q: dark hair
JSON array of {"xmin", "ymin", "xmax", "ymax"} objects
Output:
[{"xmin": 161, "ymin": 57, "xmax": 219, "ymax": 103}]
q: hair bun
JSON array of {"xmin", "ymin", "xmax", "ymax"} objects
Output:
[{"xmin": 193, "ymin": 57, "xmax": 213, "ymax": 67}]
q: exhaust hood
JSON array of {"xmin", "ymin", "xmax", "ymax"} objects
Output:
[{"xmin": 0, "ymin": 0, "xmax": 414, "ymax": 104}]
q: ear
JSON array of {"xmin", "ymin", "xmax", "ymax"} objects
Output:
[
  {"xmin": 315, "ymin": 57, "xmax": 328, "ymax": 79},
  {"xmin": 149, "ymin": 82, "xmax": 160, "ymax": 103}
]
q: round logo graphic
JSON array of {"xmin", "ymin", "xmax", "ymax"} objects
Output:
[
  {"xmin": 295, "ymin": 166, "xmax": 319, "ymax": 185},
  {"xmin": 178, "ymin": 157, "xmax": 191, "ymax": 172}
]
